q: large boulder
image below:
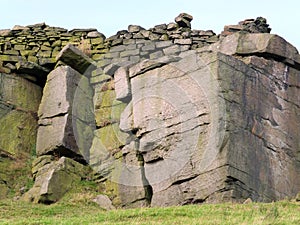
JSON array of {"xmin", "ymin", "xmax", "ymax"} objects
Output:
[
  {"xmin": 22, "ymin": 156, "xmax": 89, "ymax": 203},
  {"xmin": 36, "ymin": 65, "xmax": 94, "ymax": 161}
]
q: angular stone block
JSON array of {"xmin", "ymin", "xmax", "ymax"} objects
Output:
[
  {"xmin": 36, "ymin": 66, "xmax": 94, "ymax": 161},
  {"xmin": 22, "ymin": 157, "xmax": 89, "ymax": 203},
  {"xmin": 114, "ymin": 67, "xmax": 131, "ymax": 101},
  {"xmin": 56, "ymin": 44, "xmax": 97, "ymax": 75}
]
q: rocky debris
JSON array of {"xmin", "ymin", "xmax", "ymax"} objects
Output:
[
  {"xmin": 104, "ymin": 13, "xmax": 219, "ymax": 50},
  {"xmin": 92, "ymin": 194, "xmax": 116, "ymax": 210},
  {"xmin": 36, "ymin": 65, "xmax": 94, "ymax": 162},
  {"xmin": 22, "ymin": 156, "xmax": 90, "ymax": 203},
  {"xmin": 222, "ymin": 17, "xmax": 271, "ymax": 36},
  {"xmin": 56, "ymin": 44, "xmax": 97, "ymax": 75}
]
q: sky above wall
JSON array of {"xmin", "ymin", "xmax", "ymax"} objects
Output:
[{"xmin": 1, "ymin": 0, "xmax": 299, "ymax": 50}]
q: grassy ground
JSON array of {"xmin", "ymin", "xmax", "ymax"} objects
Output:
[{"xmin": 0, "ymin": 199, "xmax": 299, "ymax": 225}]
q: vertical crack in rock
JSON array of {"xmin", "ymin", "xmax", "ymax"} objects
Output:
[{"xmin": 135, "ymin": 140, "xmax": 153, "ymax": 205}]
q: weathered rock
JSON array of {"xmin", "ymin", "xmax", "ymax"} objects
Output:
[
  {"xmin": 12, "ymin": 25, "xmax": 30, "ymax": 31},
  {"xmin": 1, "ymin": 14, "xmax": 300, "ymax": 208},
  {"xmin": 23, "ymin": 157, "xmax": 89, "ymax": 203},
  {"xmin": 167, "ymin": 22, "xmax": 178, "ymax": 31},
  {"xmin": 92, "ymin": 194, "xmax": 116, "ymax": 210},
  {"xmin": 56, "ymin": 44, "xmax": 97, "ymax": 75},
  {"xmin": 87, "ymin": 31, "xmax": 106, "ymax": 39},
  {"xmin": 36, "ymin": 66, "xmax": 94, "ymax": 161}
]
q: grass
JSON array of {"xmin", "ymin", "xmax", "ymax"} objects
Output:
[{"xmin": 0, "ymin": 199, "xmax": 299, "ymax": 225}]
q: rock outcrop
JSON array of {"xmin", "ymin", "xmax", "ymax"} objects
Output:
[{"xmin": 0, "ymin": 13, "xmax": 299, "ymax": 207}]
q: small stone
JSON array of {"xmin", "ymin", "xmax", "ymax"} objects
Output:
[
  {"xmin": 87, "ymin": 31, "xmax": 106, "ymax": 39},
  {"xmin": 163, "ymin": 45, "xmax": 181, "ymax": 55},
  {"xmin": 14, "ymin": 45, "xmax": 26, "ymax": 51},
  {"xmin": 120, "ymin": 49, "xmax": 140, "ymax": 58},
  {"xmin": 142, "ymin": 43, "xmax": 156, "ymax": 51},
  {"xmin": 206, "ymin": 35, "xmax": 219, "ymax": 43},
  {"xmin": 177, "ymin": 13, "xmax": 193, "ymax": 22},
  {"xmin": 5, "ymin": 63, "xmax": 16, "ymax": 70},
  {"xmin": 124, "ymin": 33, "xmax": 133, "ymax": 39},
  {"xmin": 175, "ymin": 13, "xmax": 193, "ymax": 28},
  {"xmin": 175, "ymin": 18, "xmax": 191, "ymax": 28},
  {"xmin": 103, "ymin": 64, "xmax": 119, "ymax": 76},
  {"xmin": 149, "ymin": 51, "xmax": 164, "ymax": 59},
  {"xmin": 0, "ymin": 29, "xmax": 12, "ymax": 36},
  {"xmin": 154, "ymin": 24, "xmax": 167, "ymax": 30},
  {"xmin": 243, "ymin": 198, "xmax": 253, "ymax": 204},
  {"xmin": 174, "ymin": 39, "xmax": 192, "ymax": 45},
  {"xmin": 140, "ymin": 30, "xmax": 151, "ymax": 38},
  {"xmin": 149, "ymin": 33, "xmax": 161, "ymax": 41},
  {"xmin": 128, "ymin": 25, "xmax": 145, "ymax": 33},
  {"xmin": 111, "ymin": 39, "xmax": 123, "ymax": 46},
  {"xmin": 12, "ymin": 25, "xmax": 30, "ymax": 31},
  {"xmin": 52, "ymin": 40, "xmax": 62, "ymax": 47},
  {"xmin": 93, "ymin": 195, "xmax": 116, "ymax": 210},
  {"xmin": 133, "ymin": 32, "xmax": 144, "ymax": 39},
  {"xmin": 155, "ymin": 41, "xmax": 173, "ymax": 48},
  {"xmin": 167, "ymin": 22, "xmax": 178, "ymax": 31},
  {"xmin": 91, "ymin": 37, "xmax": 105, "ymax": 45}
]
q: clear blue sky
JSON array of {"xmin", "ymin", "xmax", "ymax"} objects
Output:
[{"xmin": 1, "ymin": 0, "xmax": 299, "ymax": 50}]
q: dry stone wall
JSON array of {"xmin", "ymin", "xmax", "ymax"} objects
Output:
[{"xmin": 0, "ymin": 13, "xmax": 299, "ymax": 207}]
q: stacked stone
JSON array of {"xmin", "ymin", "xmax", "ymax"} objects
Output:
[
  {"xmin": 104, "ymin": 13, "xmax": 219, "ymax": 52},
  {"xmin": 0, "ymin": 23, "xmax": 106, "ymax": 82},
  {"xmin": 91, "ymin": 13, "xmax": 220, "ymax": 84},
  {"xmin": 90, "ymin": 39, "xmax": 192, "ymax": 84},
  {"xmin": 221, "ymin": 17, "xmax": 271, "ymax": 36}
]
